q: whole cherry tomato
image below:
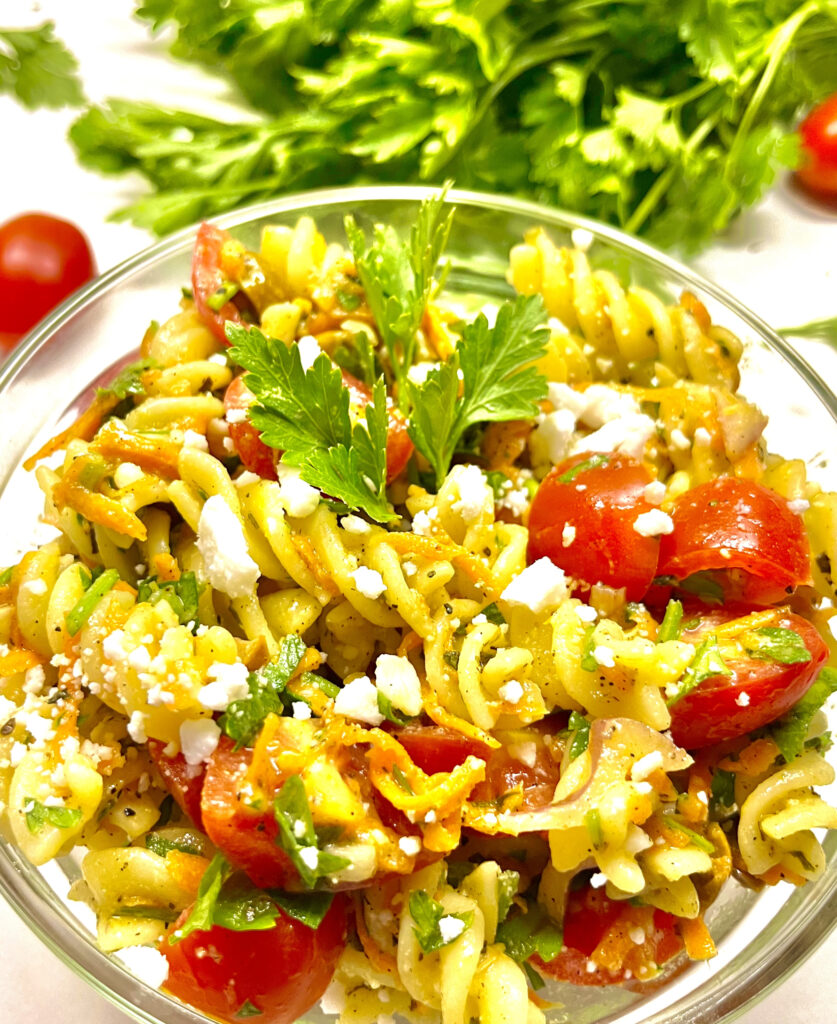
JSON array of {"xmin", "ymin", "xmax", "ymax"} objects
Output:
[
  {"xmin": 797, "ymin": 92, "xmax": 837, "ymax": 198},
  {"xmin": 161, "ymin": 892, "xmax": 348, "ymax": 1024},
  {"xmin": 657, "ymin": 477, "xmax": 811, "ymax": 605},
  {"xmin": 527, "ymin": 452, "xmax": 661, "ymax": 602},
  {"xmin": 0, "ymin": 212, "xmax": 95, "ymax": 351},
  {"xmin": 668, "ymin": 605, "xmax": 828, "ymax": 749}
]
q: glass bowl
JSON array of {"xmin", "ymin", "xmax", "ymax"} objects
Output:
[{"xmin": 1, "ymin": 185, "xmax": 836, "ymax": 1024}]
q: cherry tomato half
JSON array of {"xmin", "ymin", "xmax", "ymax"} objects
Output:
[
  {"xmin": 161, "ymin": 892, "xmax": 348, "ymax": 1024},
  {"xmin": 0, "ymin": 212, "xmax": 95, "ymax": 350},
  {"xmin": 527, "ymin": 452, "xmax": 661, "ymax": 602},
  {"xmin": 148, "ymin": 738, "xmax": 205, "ymax": 827},
  {"xmin": 657, "ymin": 477, "xmax": 811, "ymax": 605},
  {"xmin": 223, "ymin": 370, "xmax": 413, "ymax": 483},
  {"xmin": 797, "ymin": 92, "xmax": 837, "ymax": 199},
  {"xmin": 668, "ymin": 605, "xmax": 828, "ymax": 749},
  {"xmin": 532, "ymin": 885, "xmax": 682, "ymax": 986},
  {"xmin": 192, "ymin": 222, "xmax": 244, "ymax": 343},
  {"xmin": 200, "ymin": 736, "xmax": 295, "ymax": 889}
]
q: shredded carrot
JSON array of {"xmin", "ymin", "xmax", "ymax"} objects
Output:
[
  {"xmin": 759, "ymin": 863, "xmax": 806, "ymax": 886},
  {"xmin": 714, "ymin": 608, "xmax": 778, "ymax": 638},
  {"xmin": 422, "ymin": 686, "xmax": 501, "ymax": 750},
  {"xmin": 52, "ymin": 478, "xmax": 147, "ymax": 540},
  {"xmin": 732, "ymin": 443, "xmax": 765, "ymax": 481},
  {"xmin": 680, "ymin": 761, "xmax": 713, "ymax": 824},
  {"xmin": 718, "ymin": 737, "xmax": 780, "ymax": 777},
  {"xmin": 23, "ymin": 391, "xmax": 121, "ymax": 471},
  {"xmin": 92, "ymin": 420, "xmax": 181, "ymax": 478},
  {"xmin": 679, "ymin": 290, "xmax": 712, "ymax": 334},
  {"xmin": 152, "ymin": 553, "xmax": 180, "ymax": 581},
  {"xmin": 385, "ymin": 532, "xmax": 499, "ymax": 599},
  {"xmin": 355, "ymin": 899, "xmax": 400, "ymax": 974},
  {"xmin": 0, "ymin": 648, "xmax": 43, "ymax": 677},
  {"xmin": 290, "ymin": 533, "xmax": 341, "ymax": 598},
  {"xmin": 679, "ymin": 915, "xmax": 717, "ymax": 960},
  {"xmin": 396, "ymin": 631, "xmax": 423, "ymax": 657}
]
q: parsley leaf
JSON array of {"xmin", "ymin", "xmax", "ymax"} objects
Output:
[
  {"xmin": 273, "ymin": 775, "xmax": 350, "ymax": 889},
  {"xmin": 495, "ymin": 900, "xmax": 563, "ymax": 965},
  {"xmin": 558, "ymin": 453, "xmax": 609, "ymax": 483},
  {"xmin": 567, "ymin": 710, "xmax": 591, "ymax": 760},
  {"xmin": 228, "ymin": 325, "xmax": 395, "ymax": 523},
  {"xmin": 145, "ymin": 833, "xmax": 203, "ymax": 858},
  {"xmin": 657, "ymin": 599, "xmax": 683, "ymax": 643},
  {"xmin": 271, "ymin": 890, "xmax": 335, "ymax": 930},
  {"xmin": 772, "ymin": 667, "xmax": 837, "ymax": 763},
  {"xmin": 710, "ymin": 768, "xmax": 736, "ymax": 817},
  {"xmin": 0, "ymin": 23, "xmax": 84, "ymax": 109},
  {"xmin": 235, "ymin": 1001, "xmax": 263, "ymax": 1019},
  {"xmin": 137, "ymin": 572, "xmax": 201, "ymax": 628},
  {"xmin": 97, "ymin": 357, "xmax": 158, "ymax": 401},
  {"xmin": 409, "ymin": 890, "xmax": 473, "ymax": 954},
  {"xmin": 170, "ymin": 853, "xmax": 227, "ymax": 943},
  {"xmin": 406, "ymin": 295, "xmax": 549, "ymax": 487},
  {"xmin": 221, "ymin": 635, "xmax": 307, "ymax": 747},
  {"xmin": 344, "ymin": 185, "xmax": 453, "ymax": 395},
  {"xmin": 667, "ymin": 635, "xmax": 731, "ymax": 707},
  {"xmin": 742, "ymin": 627, "xmax": 812, "ymax": 665},
  {"xmin": 497, "ymin": 870, "xmax": 521, "ymax": 925},
  {"xmin": 24, "ymin": 798, "xmax": 82, "ymax": 833}
]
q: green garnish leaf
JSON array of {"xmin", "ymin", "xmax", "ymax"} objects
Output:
[
  {"xmin": 207, "ymin": 280, "xmax": 239, "ymax": 311},
  {"xmin": 405, "ymin": 294, "xmax": 549, "ymax": 488},
  {"xmin": 585, "ymin": 807, "xmax": 604, "ymax": 850},
  {"xmin": 657, "ymin": 599, "xmax": 683, "ymax": 643},
  {"xmin": 392, "ymin": 764, "xmax": 414, "ymax": 795},
  {"xmin": 558, "ymin": 453, "xmax": 609, "ymax": 484},
  {"xmin": 0, "ymin": 23, "xmax": 84, "ymax": 109},
  {"xmin": 24, "ymin": 798, "xmax": 82, "ymax": 833},
  {"xmin": 331, "ymin": 330, "xmax": 377, "ymax": 389},
  {"xmin": 377, "ymin": 691, "xmax": 412, "ymax": 726},
  {"xmin": 65, "ymin": 568, "xmax": 120, "ymax": 636},
  {"xmin": 568, "ymin": 710, "xmax": 591, "ymax": 760},
  {"xmin": 480, "ymin": 602, "xmax": 506, "ymax": 626},
  {"xmin": 345, "ymin": 185, "xmax": 453, "ymax": 395},
  {"xmin": 211, "ymin": 876, "xmax": 282, "ymax": 932},
  {"xmin": 580, "ymin": 626, "xmax": 598, "ymax": 672},
  {"xmin": 97, "ymin": 357, "xmax": 159, "ymax": 401},
  {"xmin": 273, "ymin": 775, "xmax": 350, "ymax": 889},
  {"xmin": 0, "ymin": 566, "xmax": 12, "ymax": 586},
  {"xmin": 667, "ymin": 635, "xmax": 731, "ymax": 707},
  {"xmin": 221, "ymin": 634, "xmax": 307, "ymax": 747},
  {"xmin": 497, "ymin": 869, "xmax": 521, "ymax": 925},
  {"xmin": 743, "ymin": 626, "xmax": 812, "ymax": 665},
  {"xmin": 170, "ymin": 853, "xmax": 228, "ymax": 943},
  {"xmin": 235, "ymin": 1000, "xmax": 263, "ymax": 1019},
  {"xmin": 145, "ymin": 833, "xmax": 203, "ymax": 858},
  {"xmin": 409, "ymin": 890, "xmax": 473, "ymax": 954},
  {"xmin": 679, "ymin": 572, "xmax": 724, "ymax": 604},
  {"xmin": 137, "ymin": 571, "xmax": 201, "ymax": 628},
  {"xmin": 495, "ymin": 901, "xmax": 563, "ymax": 964},
  {"xmin": 663, "ymin": 816, "xmax": 715, "ymax": 853},
  {"xmin": 772, "ymin": 667, "xmax": 837, "ymax": 763},
  {"xmin": 271, "ymin": 890, "xmax": 335, "ymax": 929},
  {"xmin": 710, "ymin": 769, "xmax": 736, "ymax": 817}
]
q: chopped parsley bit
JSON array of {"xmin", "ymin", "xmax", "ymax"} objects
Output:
[
  {"xmin": 235, "ymin": 1000, "xmax": 263, "ymax": 1018},
  {"xmin": 584, "ymin": 807, "xmax": 604, "ymax": 850},
  {"xmin": 409, "ymin": 890, "xmax": 473, "ymax": 954},
  {"xmin": 567, "ymin": 710, "xmax": 591, "ymax": 760},
  {"xmin": 558, "ymin": 454, "xmax": 609, "ymax": 484},
  {"xmin": 580, "ymin": 626, "xmax": 598, "ymax": 672},
  {"xmin": 392, "ymin": 764, "xmax": 414, "ymax": 795},
  {"xmin": 663, "ymin": 816, "xmax": 715, "ymax": 853},
  {"xmin": 97, "ymin": 357, "xmax": 159, "ymax": 401},
  {"xmin": 742, "ymin": 626, "xmax": 812, "ymax": 665},
  {"xmin": 137, "ymin": 571, "xmax": 201, "ymax": 629},
  {"xmin": 667, "ymin": 635, "xmax": 730, "ymax": 707},
  {"xmin": 495, "ymin": 900, "xmax": 563, "ymax": 968},
  {"xmin": 24, "ymin": 798, "xmax": 82, "ymax": 833},
  {"xmin": 145, "ymin": 833, "xmax": 203, "ymax": 858},
  {"xmin": 771, "ymin": 667, "xmax": 837, "ymax": 763},
  {"xmin": 273, "ymin": 775, "xmax": 350, "ymax": 889},
  {"xmin": 657, "ymin": 598, "xmax": 683, "ymax": 643},
  {"xmin": 207, "ymin": 280, "xmax": 240, "ymax": 311}
]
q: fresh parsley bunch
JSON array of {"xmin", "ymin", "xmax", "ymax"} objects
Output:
[{"xmin": 68, "ymin": 0, "xmax": 837, "ymax": 247}]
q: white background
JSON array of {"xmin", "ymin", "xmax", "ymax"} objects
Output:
[{"xmin": 0, "ymin": 1, "xmax": 836, "ymax": 1021}]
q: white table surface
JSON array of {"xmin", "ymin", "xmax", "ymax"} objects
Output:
[{"xmin": 1, "ymin": 1, "xmax": 836, "ymax": 1021}]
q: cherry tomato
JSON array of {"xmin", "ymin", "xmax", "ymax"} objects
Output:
[
  {"xmin": 657, "ymin": 478, "xmax": 811, "ymax": 605},
  {"xmin": 797, "ymin": 93, "xmax": 837, "ymax": 198},
  {"xmin": 532, "ymin": 885, "xmax": 682, "ymax": 986},
  {"xmin": 223, "ymin": 374, "xmax": 278, "ymax": 480},
  {"xmin": 148, "ymin": 739, "xmax": 205, "ymax": 826},
  {"xmin": 200, "ymin": 737, "xmax": 295, "ymax": 889},
  {"xmin": 392, "ymin": 724, "xmax": 495, "ymax": 774},
  {"xmin": 527, "ymin": 452, "xmax": 661, "ymax": 602},
  {"xmin": 223, "ymin": 369, "xmax": 413, "ymax": 483},
  {"xmin": 192, "ymin": 222, "xmax": 244, "ymax": 343},
  {"xmin": 668, "ymin": 605, "xmax": 828, "ymax": 749},
  {"xmin": 0, "ymin": 212, "xmax": 95, "ymax": 350},
  {"xmin": 161, "ymin": 892, "xmax": 348, "ymax": 1024}
]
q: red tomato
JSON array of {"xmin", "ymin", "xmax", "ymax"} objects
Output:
[
  {"xmin": 224, "ymin": 374, "xmax": 278, "ymax": 479},
  {"xmin": 797, "ymin": 93, "xmax": 837, "ymax": 198},
  {"xmin": 148, "ymin": 739, "xmax": 205, "ymax": 826},
  {"xmin": 657, "ymin": 478, "xmax": 811, "ymax": 605},
  {"xmin": 223, "ymin": 369, "xmax": 413, "ymax": 483},
  {"xmin": 0, "ymin": 213, "xmax": 95, "ymax": 350},
  {"xmin": 393, "ymin": 724, "xmax": 495, "ymax": 774},
  {"xmin": 192, "ymin": 222, "xmax": 244, "ymax": 343},
  {"xmin": 161, "ymin": 893, "xmax": 348, "ymax": 1024},
  {"xmin": 200, "ymin": 737, "xmax": 295, "ymax": 889},
  {"xmin": 669, "ymin": 605, "xmax": 828, "ymax": 749},
  {"xmin": 532, "ymin": 886, "xmax": 682, "ymax": 986},
  {"xmin": 527, "ymin": 452, "xmax": 661, "ymax": 602}
]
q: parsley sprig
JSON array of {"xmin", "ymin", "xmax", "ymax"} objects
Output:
[
  {"xmin": 405, "ymin": 294, "xmax": 549, "ymax": 487},
  {"xmin": 408, "ymin": 890, "xmax": 473, "ymax": 954},
  {"xmin": 227, "ymin": 325, "xmax": 395, "ymax": 523},
  {"xmin": 345, "ymin": 186, "xmax": 453, "ymax": 398},
  {"xmin": 0, "ymin": 23, "xmax": 84, "ymax": 110}
]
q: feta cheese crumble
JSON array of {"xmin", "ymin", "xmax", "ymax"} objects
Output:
[
  {"xmin": 633, "ymin": 509, "xmax": 674, "ymax": 537},
  {"xmin": 450, "ymin": 464, "xmax": 493, "ymax": 521},
  {"xmin": 197, "ymin": 495, "xmax": 260, "ymax": 599},
  {"xmin": 180, "ymin": 718, "xmax": 221, "ymax": 765},
  {"xmin": 438, "ymin": 915, "xmax": 466, "ymax": 943},
  {"xmin": 375, "ymin": 654, "xmax": 422, "ymax": 716},
  {"xmin": 115, "ymin": 945, "xmax": 170, "ymax": 989},
  {"xmin": 351, "ymin": 566, "xmax": 387, "ymax": 600},
  {"xmin": 277, "ymin": 466, "xmax": 320, "ymax": 518},
  {"xmin": 398, "ymin": 836, "xmax": 422, "ymax": 857},
  {"xmin": 501, "ymin": 558, "xmax": 568, "ymax": 614},
  {"xmin": 198, "ymin": 661, "xmax": 250, "ymax": 711},
  {"xmin": 296, "ymin": 334, "xmax": 322, "ymax": 372},
  {"xmin": 592, "ymin": 645, "xmax": 615, "ymax": 668},
  {"xmin": 333, "ymin": 676, "xmax": 384, "ymax": 726},
  {"xmin": 498, "ymin": 679, "xmax": 524, "ymax": 704},
  {"xmin": 562, "ymin": 523, "xmax": 576, "ymax": 547}
]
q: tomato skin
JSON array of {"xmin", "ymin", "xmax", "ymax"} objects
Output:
[
  {"xmin": 0, "ymin": 213, "xmax": 95, "ymax": 346},
  {"xmin": 148, "ymin": 739, "xmax": 205, "ymax": 826},
  {"xmin": 161, "ymin": 893, "xmax": 348, "ymax": 1024},
  {"xmin": 797, "ymin": 93, "xmax": 837, "ymax": 198},
  {"xmin": 223, "ymin": 374, "xmax": 278, "ymax": 479},
  {"xmin": 527, "ymin": 452, "xmax": 661, "ymax": 602},
  {"xmin": 532, "ymin": 886, "xmax": 682, "ymax": 987},
  {"xmin": 669, "ymin": 606, "xmax": 828, "ymax": 749},
  {"xmin": 657, "ymin": 478, "xmax": 811, "ymax": 605},
  {"xmin": 200, "ymin": 737, "xmax": 296, "ymax": 889},
  {"xmin": 192, "ymin": 222, "xmax": 244, "ymax": 343},
  {"xmin": 392, "ymin": 724, "xmax": 495, "ymax": 774},
  {"xmin": 341, "ymin": 371, "xmax": 414, "ymax": 482}
]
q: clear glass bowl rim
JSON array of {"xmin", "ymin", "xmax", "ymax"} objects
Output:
[{"xmin": 0, "ymin": 183, "xmax": 835, "ymax": 1024}]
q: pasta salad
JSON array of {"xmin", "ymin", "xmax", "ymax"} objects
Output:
[{"xmin": 1, "ymin": 191, "xmax": 837, "ymax": 1024}]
